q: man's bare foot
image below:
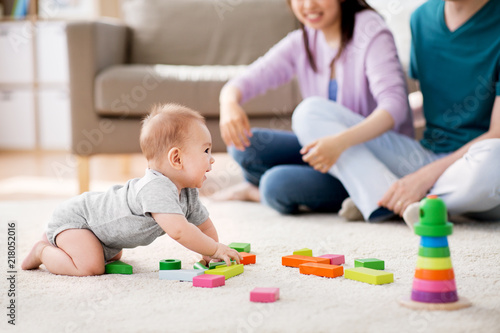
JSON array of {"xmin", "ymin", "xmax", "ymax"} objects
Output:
[
  {"xmin": 21, "ymin": 240, "xmax": 49, "ymax": 270},
  {"xmin": 210, "ymin": 182, "xmax": 260, "ymax": 202}
]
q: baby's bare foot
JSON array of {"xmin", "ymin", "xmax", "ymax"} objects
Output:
[
  {"xmin": 210, "ymin": 182, "xmax": 260, "ymax": 202},
  {"xmin": 21, "ymin": 241, "xmax": 49, "ymax": 270}
]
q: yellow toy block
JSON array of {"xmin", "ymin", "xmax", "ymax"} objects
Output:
[
  {"xmin": 416, "ymin": 256, "xmax": 452, "ymax": 270},
  {"xmin": 344, "ymin": 267, "xmax": 394, "ymax": 285},
  {"xmin": 205, "ymin": 264, "xmax": 244, "ymax": 280},
  {"xmin": 293, "ymin": 248, "xmax": 313, "ymax": 256}
]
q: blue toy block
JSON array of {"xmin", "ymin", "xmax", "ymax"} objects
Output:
[
  {"xmin": 420, "ymin": 236, "xmax": 448, "ymax": 248},
  {"xmin": 159, "ymin": 269, "xmax": 204, "ymax": 282}
]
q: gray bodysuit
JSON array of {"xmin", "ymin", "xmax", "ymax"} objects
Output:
[{"xmin": 46, "ymin": 169, "xmax": 209, "ymax": 261}]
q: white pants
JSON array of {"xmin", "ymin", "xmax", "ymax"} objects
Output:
[{"xmin": 292, "ymin": 97, "xmax": 500, "ymax": 221}]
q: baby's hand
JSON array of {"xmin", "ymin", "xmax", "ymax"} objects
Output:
[{"xmin": 212, "ymin": 243, "xmax": 242, "ymax": 266}]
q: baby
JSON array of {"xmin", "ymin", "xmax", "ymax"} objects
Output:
[{"xmin": 22, "ymin": 103, "xmax": 241, "ymax": 276}]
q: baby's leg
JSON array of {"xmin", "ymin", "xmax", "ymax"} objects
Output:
[
  {"xmin": 109, "ymin": 250, "xmax": 123, "ymax": 262},
  {"xmin": 21, "ymin": 233, "xmax": 51, "ymax": 270},
  {"xmin": 27, "ymin": 229, "xmax": 105, "ymax": 276}
]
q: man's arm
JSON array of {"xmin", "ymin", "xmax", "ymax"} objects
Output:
[{"xmin": 380, "ymin": 95, "xmax": 500, "ymax": 215}]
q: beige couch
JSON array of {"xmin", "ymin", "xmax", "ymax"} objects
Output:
[{"xmin": 67, "ymin": 0, "xmax": 301, "ymax": 192}]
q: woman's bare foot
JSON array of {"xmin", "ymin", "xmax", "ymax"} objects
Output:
[
  {"xmin": 21, "ymin": 240, "xmax": 50, "ymax": 270},
  {"xmin": 210, "ymin": 182, "xmax": 260, "ymax": 202}
]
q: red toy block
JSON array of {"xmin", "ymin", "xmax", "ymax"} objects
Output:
[
  {"xmin": 250, "ymin": 288, "xmax": 280, "ymax": 303},
  {"xmin": 299, "ymin": 263, "xmax": 344, "ymax": 278},
  {"xmin": 282, "ymin": 255, "xmax": 330, "ymax": 268},
  {"xmin": 192, "ymin": 274, "xmax": 225, "ymax": 288},
  {"xmin": 240, "ymin": 252, "xmax": 256, "ymax": 265},
  {"xmin": 318, "ymin": 254, "xmax": 345, "ymax": 265}
]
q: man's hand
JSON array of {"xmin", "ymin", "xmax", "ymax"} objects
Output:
[
  {"xmin": 300, "ymin": 135, "xmax": 347, "ymax": 173},
  {"xmin": 378, "ymin": 170, "xmax": 434, "ymax": 216}
]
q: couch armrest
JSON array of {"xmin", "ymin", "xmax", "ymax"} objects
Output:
[{"xmin": 66, "ymin": 20, "xmax": 128, "ymax": 155}]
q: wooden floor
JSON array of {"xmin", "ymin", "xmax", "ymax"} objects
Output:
[{"xmin": 0, "ymin": 151, "xmax": 241, "ymax": 200}]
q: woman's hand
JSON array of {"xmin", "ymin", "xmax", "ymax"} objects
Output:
[
  {"xmin": 220, "ymin": 101, "xmax": 252, "ymax": 151},
  {"xmin": 300, "ymin": 135, "xmax": 348, "ymax": 173},
  {"xmin": 378, "ymin": 169, "xmax": 434, "ymax": 216}
]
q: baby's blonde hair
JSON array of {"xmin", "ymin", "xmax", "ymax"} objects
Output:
[{"xmin": 140, "ymin": 103, "xmax": 205, "ymax": 162}]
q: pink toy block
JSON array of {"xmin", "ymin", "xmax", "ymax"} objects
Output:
[
  {"xmin": 250, "ymin": 288, "xmax": 280, "ymax": 303},
  {"xmin": 192, "ymin": 274, "xmax": 225, "ymax": 288},
  {"xmin": 318, "ymin": 254, "xmax": 345, "ymax": 265},
  {"xmin": 412, "ymin": 278, "xmax": 456, "ymax": 293}
]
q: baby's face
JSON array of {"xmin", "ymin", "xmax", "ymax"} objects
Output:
[{"xmin": 181, "ymin": 121, "xmax": 214, "ymax": 188}]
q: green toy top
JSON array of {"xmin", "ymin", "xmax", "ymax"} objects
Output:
[{"xmin": 414, "ymin": 195, "xmax": 453, "ymax": 237}]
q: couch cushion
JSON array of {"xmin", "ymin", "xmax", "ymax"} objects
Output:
[
  {"xmin": 95, "ymin": 64, "xmax": 300, "ymax": 118},
  {"xmin": 121, "ymin": 0, "xmax": 298, "ymax": 65}
]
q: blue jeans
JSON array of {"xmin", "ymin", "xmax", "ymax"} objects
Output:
[{"xmin": 228, "ymin": 128, "xmax": 348, "ymax": 214}]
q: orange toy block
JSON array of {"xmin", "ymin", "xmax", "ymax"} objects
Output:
[
  {"xmin": 240, "ymin": 252, "xmax": 256, "ymax": 265},
  {"xmin": 282, "ymin": 255, "xmax": 330, "ymax": 268},
  {"xmin": 299, "ymin": 263, "xmax": 344, "ymax": 278}
]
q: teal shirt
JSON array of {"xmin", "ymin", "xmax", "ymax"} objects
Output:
[{"xmin": 410, "ymin": 0, "xmax": 500, "ymax": 153}]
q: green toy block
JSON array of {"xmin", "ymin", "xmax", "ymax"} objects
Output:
[
  {"xmin": 229, "ymin": 242, "xmax": 251, "ymax": 253},
  {"xmin": 193, "ymin": 262, "xmax": 208, "ymax": 270},
  {"xmin": 418, "ymin": 246, "xmax": 450, "ymax": 258},
  {"xmin": 354, "ymin": 258, "xmax": 385, "ymax": 270},
  {"xmin": 159, "ymin": 259, "xmax": 181, "ymax": 270},
  {"xmin": 105, "ymin": 260, "xmax": 133, "ymax": 274},
  {"xmin": 344, "ymin": 267, "xmax": 393, "ymax": 285},
  {"xmin": 208, "ymin": 260, "xmax": 235, "ymax": 269},
  {"xmin": 414, "ymin": 195, "xmax": 453, "ymax": 237},
  {"xmin": 205, "ymin": 264, "xmax": 244, "ymax": 280},
  {"xmin": 293, "ymin": 248, "xmax": 313, "ymax": 257}
]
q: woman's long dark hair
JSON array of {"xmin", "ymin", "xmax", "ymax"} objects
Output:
[{"xmin": 289, "ymin": 0, "xmax": 375, "ymax": 72}]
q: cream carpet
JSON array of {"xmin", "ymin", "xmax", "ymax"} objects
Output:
[{"xmin": 1, "ymin": 198, "xmax": 500, "ymax": 333}]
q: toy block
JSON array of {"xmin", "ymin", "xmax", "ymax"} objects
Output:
[
  {"xmin": 282, "ymin": 255, "xmax": 329, "ymax": 268},
  {"xmin": 344, "ymin": 267, "xmax": 394, "ymax": 285},
  {"xmin": 354, "ymin": 258, "xmax": 385, "ymax": 270},
  {"xmin": 318, "ymin": 254, "xmax": 345, "ymax": 265},
  {"xmin": 420, "ymin": 236, "xmax": 448, "ymax": 248},
  {"xmin": 414, "ymin": 268, "xmax": 454, "ymax": 281},
  {"xmin": 414, "ymin": 197, "xmax": 453, "ymax": 237},
  {"xmin": 105, "ymin": 260, "xmax": 133, "ymax": 274},
  {"xmin": 399, "ymin": 196, "xmax": 471, "ymax": 311},
  {"xmin": 208, "ymin": 260, "xmax": 235, "ymax": 269},
  {"xmin": 193, "ymin": 274, "xmax": 225, "ymax": 288},
  {"xmin": 412, "ymin": 278, "xmax": 456, "ymax": 293},
  {"xmin": 299, "ymin": 263, "xmax": 343, "ymax": 278},
  {"xmin": 193, "ymin": 262, "xmax": 208, "ymax": 270},
  {"xmin": 205, "ymin": 264, "xmax": 244, "ymax": 280},
  {"xmin": 159, "ymin": 269, "xmax": 204, "ymax": 282},
  {"xmin": 229, "ymin": 242, "xmax": 251, "ymax": 253},
  {"xmin": 293, "ymin": 248, "xmax": 312, "ymax": 256},
  {"xmin": 411, "ymin": 290, "xmax": 458, "ymax": 303},
  {"xmin": 416, "ymin": 256, "xmax": 452, "ymax": 270},
  {"xmin": 250, "ymin": 288, "xmax": 280, "ymax": 303},
  {"xmin": 418, "ymin": 246, "xmax": 450, "ymax": 258},
  {"xmin": 240, "ymin": 252, "xmax": 256, "ymax": 265},
  {"xmin": 159, "ymin": 259, "xmax": 181, "ymax": 270}
]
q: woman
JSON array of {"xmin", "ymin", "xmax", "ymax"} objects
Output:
[{"xmin": 215, "ymin": 0, "xmax": 413, "ymax": 221}]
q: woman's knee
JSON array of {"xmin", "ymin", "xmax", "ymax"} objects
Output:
[
  {"xmin": 292, "ymin": 97, "xmax": 355, "ymax": 136},
  {"xmin": 292, "ymin": 97, "xmax": 330, "ymax": 128}
]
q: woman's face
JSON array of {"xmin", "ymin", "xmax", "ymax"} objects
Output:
[{"xmin": 290, "ymin": 0, "xmax": 342, "ymax": 31}]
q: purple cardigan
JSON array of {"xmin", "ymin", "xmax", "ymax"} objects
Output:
[{"xmin": 227, "ymin": 10, "xmax": 414, "ymax": 137}]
